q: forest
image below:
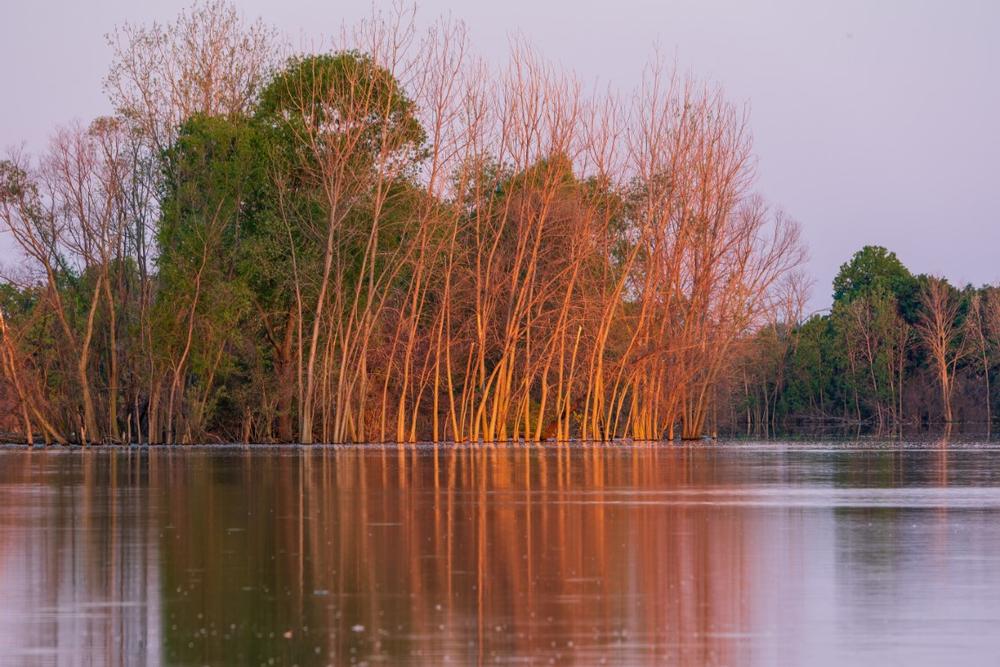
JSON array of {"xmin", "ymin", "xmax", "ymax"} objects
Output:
[
  {"xmin": 732, "ymin": 245, "xmax": 1000, "ymax": 435},
  {"xmin": 0, "ymin": 3, "xmax": 984, "ymax": 446}
]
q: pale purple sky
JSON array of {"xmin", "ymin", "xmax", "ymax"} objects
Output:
[{"xmin": 2, "ymin": 0, "xmax": 998, "ymax": 310}]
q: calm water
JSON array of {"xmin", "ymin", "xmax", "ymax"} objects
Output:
[{"xmin": 2, "ymin": 440, "xmax": 1000, "ymax": 665}]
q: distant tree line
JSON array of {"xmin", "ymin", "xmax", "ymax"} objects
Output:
[
  {"xmin": 1, "ymin": 2, "xmax": 807, "ymax": 444},
  {"xmin": 726, "ymin": 245, "xmax": 1000, "ymax": 433}
]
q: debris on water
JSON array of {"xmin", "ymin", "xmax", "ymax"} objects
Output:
[
  {"xmin": 283, "ymin": 630, "xmax": 293, "ymax": 639},
  {"xmin": 351, "ymin": 624, "xmax": 365, "ymax": 633}
]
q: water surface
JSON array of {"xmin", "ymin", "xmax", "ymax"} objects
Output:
[{"xmin": 1, "ymin": 440, "xmax": 999, "ymax": 665}]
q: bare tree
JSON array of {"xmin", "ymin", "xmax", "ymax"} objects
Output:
[
  {"xmin": 915, "ymin": 277, "xmax": 967, "ymax": 423},
  {"xmin": 0, "ymin": 120, "xmax": 129, "ymax": 443},
  {"xmin": 966, "ymin": 292, "xmax": 991, "ymax": 425},
  {"xmin": 105, "ymin": 0, "xmax": 280, "ymax": 152}
]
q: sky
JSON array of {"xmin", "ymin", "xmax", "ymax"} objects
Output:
[{"xmin": 2, "ymin": 0, "xmax": 998, "ymax": 311}]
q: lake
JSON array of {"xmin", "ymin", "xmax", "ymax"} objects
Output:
[{"xmin": 1, "ymin": 440, "xmax": 1000, "ymax": 665}]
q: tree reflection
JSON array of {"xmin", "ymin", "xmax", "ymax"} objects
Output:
[
  {"xmin": 152, "ymin": 445, "xmax": 764, "ymax": 664},
  {"xmin": 1, "ymin": 442, "xmax": 996, "ymax": 665}
]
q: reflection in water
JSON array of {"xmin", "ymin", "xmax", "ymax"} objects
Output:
[
  {"xmin": 0, "ymin": 452, "xmax": 160, "ymax": 666},
  {"xmin": 1, "ymin": 443, "xmax": 1000, "ymax": 665}
]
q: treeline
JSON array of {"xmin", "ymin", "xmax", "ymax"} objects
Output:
[
  {"xmin": 0, "ymin": 3, "xmax": 804, "ymax": 444},
  {"xmin": 729, "ymin": 245, "xmax": 1000, "ymax": 433}
]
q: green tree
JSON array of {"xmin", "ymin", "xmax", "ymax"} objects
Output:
[
  {"xmin": 256, "ymin": 51, "xmax": 428, "ymax": 443},
  {"xmin": 155, "ymin": 115, "xmax": 264, "ymax": 441},
  {"xmin": 832, "ymin": 245, "xmax": 919, "ymax": 319}
]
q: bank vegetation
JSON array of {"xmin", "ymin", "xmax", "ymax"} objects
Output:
[{"xmin": 0, "ymin": 2, "xmax": 806, "ymax": 444}]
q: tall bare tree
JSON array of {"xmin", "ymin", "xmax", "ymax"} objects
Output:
[{"xmin": 915, "ymin": 277, "xmax": 967, "ymax": 423}]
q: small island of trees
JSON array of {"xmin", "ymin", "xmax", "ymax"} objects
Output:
[{"xmin": 0, "ymin": 3, "xmax": 990, "ymax": 445}]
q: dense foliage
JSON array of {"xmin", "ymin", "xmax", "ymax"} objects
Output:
[
  {"xmin": 727, "ymin": 245, "xmax": 1000, "ymax": 432},
  {"xmin": 3, "ymin": 2, "xmax": 807, "ymax": 443}
]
